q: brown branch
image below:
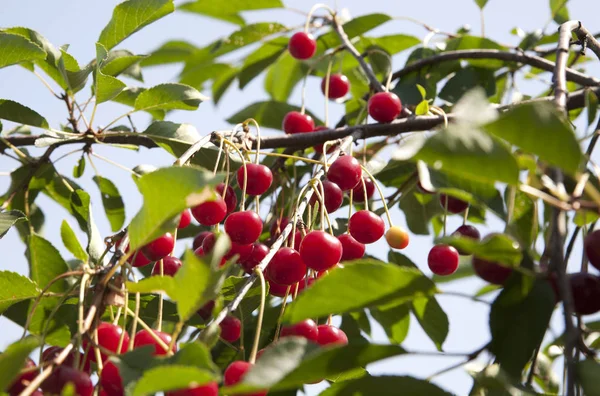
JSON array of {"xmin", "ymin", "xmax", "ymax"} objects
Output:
[{"xmin": 575, "ymin": 25, "xmax": 600, "ymax": 61}]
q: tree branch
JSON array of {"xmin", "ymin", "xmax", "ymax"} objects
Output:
[{"xmin": 574, "ymin": 25, "xmax": 600, "ymax": 61}]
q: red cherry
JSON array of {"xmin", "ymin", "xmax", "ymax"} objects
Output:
[
  {"xmin": 216, "ymin": 183, "xmax": 237, "ymax": 213},
  {"xmin": 439, "ymin": 194, "xmax": 469, "ymax": 214},
  {"xmin": 309, "ymin": 180, "xmax": 343, "ymax": 213},
  {"xmin": 237, "ymin": 164, "xmax": 273, "ymax": 196},
  {"xmin": 288, "ymin": 32, "xmax": 316, "ymax": 60},
  {"xmin": 317, "ymin": 324, "xmax": 348, "ymax": 346},
  {"xmin": 584, "ymin": 230, "xmax": 600, "ymax": 271},
  {"xmin": 300, "ymin": 231, "xmax": 342, "ymax": 271},
  {"xmin": 124, "ymin": 245, "xmax": 153, "ymax": 268},
  {"xmin": 201, "ymin": 232, "xmax": 217, "ymax": 253},
  {"xmin": 100, "ymin": 362, "xmax": 123, "ymax": 396},
  {"xmin": 178, "ymin": 209, "xmax": 192, "ymax": 229},
  {"xmin": 241, "ymin": 243, "xmax": 269, "ymax": 273},
  {"xmin": 166, "ymin": 382, "xmax": 219, "ymax": 396},
  {"xmin": 269, "ymin": 217, "xmax": 290, "ymax": 238},
  {"xmin": 267, "ymin": 247, "xmax": 306, "ymax": 285},
  {"xmin": 338, "ymin": 234, "xmax": 366, "ymax": 261},
  {"xmin": 280, "ymin": 319, "xmax": 318, "ymax": 342},
  {"xmin": 224, "ymin": 361, "xmax": 268, "ymax": 396},
  {"xmin": 268, "ymin": 278, "xmax": 291, "ymax": 297},
  {"xmin": 43, "ymin": 367, "xmax": 93, "ymax": 396},
  {"xmin": 219, "ymin": 316, "xmax": 242, "ymax": 343},
  {"xmin": 472, "ymin": 256, "xmax": 513, "ymax": 284},
  {"xmin": 152, "ymin": 256, "xmax": 182, "ymax": 277},
  {"xmin": 133, "ymin": 329, "xmax": 176, "ymax": 356},
  {"xmin": 224, "ymin": 243, "xmax": 254, "ymax": 264},
  {"xmin": 368, "ymin": 91, "xmax": 402, "ymax": 123},
  {"xmin": 327, "ymin": 155, "xmax": 362, "ymax": 191},
  {"xmin": 8, "ymin": 358, "xmax": 37, "ymax": 395},
  {"xmin": 428, "ymin": 244, "xmax": 459, "ymax": 276},
  {"xmin": 570, "ymin": 273, "xmax": 600, "ymax": 315},
  {"xmin": 191, "ymin": 196, "xmax": 227, "ymax": 226},
  {"xmin": 83, "ymin": 322, "xmax": 129, "ymax": 363},
  {"xmin": 198, "ymin": 300, "xmax": 215, "ymax": 321},
  {"xmin": 192, "ymin": 231, "xmax": 212, "ymax": 251},
  {"xmin": 349, "ymin": 210, "xmax": 385, "ymax": 244},
  {"xmin": 452, "ymin": 225, "xmax": 481, "ymax": 255},
  {"xmin": 321, "ymin": 74, "xmax": 350, "ymax": 99},
  {"xmin": 142, "ymin": 233, "xmax": 175, "ymax": 261},
  {"xmin": 351, "ymin": 178, "xmax": 375, "ymax": 203},
  {"xmin": 42, "ymin": 346, "xmax": 91, "ymax": 373},
  {"xmin": 282, "ymin": 111, "xmax": 315, "ymax": 134},
  {"xmin": 225, "ymin": 211, "xmax": 263, "ymax": 245}
]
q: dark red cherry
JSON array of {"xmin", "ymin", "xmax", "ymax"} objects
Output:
[
  {"xmin": 428, "ymin": 244, "xmax": 459, "ymax": 276},
  {"xmin": 42, "ymin": 346, "xmax": 91, "ymax": 373},
  {"xmin": 288, "ymin": 32, "xmax": 316, "ymax": 60},
  {"xmin": 327, "ymin": 155, "xmax": 362, "ymax": 191},
  {"xmin": 201, "ymin": 232, "xmax": 217, "ymax": 253},
  {"xmin": 8, "ymin": 358, "xmax": 37, "ymax": 395},
  {"xmin": 268, "ymin": 278, "xmax": 291, "ymax": 297},
  {"xmin": 220, "ymin": 316, "xmax": 242, "ymax": 343},
  {"xmin": 224, "ymin": 242, "xmax": 254, "ymax": 264},
  {"xmin": 452, "ymin": 225, "xmax": 481, "ymax": 255},
  {"xmin": 439, "ymin": 194, "xmax": 469, "ymax": 214},
  {"xmin": 368, "ymin": 91, "xmax": 402, "ymax": 123},
  {"xmin": 338, "ymin": 234, "xmax": 366, "ymax": 261},
  {"xmin": 317, "ymin": 324, "xmax": 349, "ymax": 346},
  {"xmin": 216, "ymin": 183, "xmax": 237, "ymax": 213},
  {"xmin": 570, "ymin": 272, "xmax": 600, "ymax": 315},
  {"xmin": 237, "ymin": 164, "xmax": 273, "ymax": 196},
  {"xmin": 300, "ymin": 231, "xmax": 342, "ymax": 271},
  {"xmin": 133, "ymin": 329, "xmax": 176, "ymax": 356},
  {"xmin": 321, "ymin": 74, "xmax": 350, "ymax": 99},
  {"xmin": 225, "ymin": 210, "xmax": 263, "ymax": 245},
  {"xmin": 309, "ymin": 180, "xmax": 343, "ymax": 213},
  {"xmin": 472, "ymin": 256, "xmax": 513, "ymax": 285},
  {"xmin": 100, "ymin": 361, "xmax": 123, "ymax": 396},
  {"xmin": 351, "ymin": 178, "xmax": 375, "ymax": 203},
  {"xmin": 43, "ymin": 367, "xmax": 93, "ymax": 396},
  {"xmin": 282, "ymin": 111, "xmax": 314, "ymax": 134},
  {"xmin": 224, "ymin": 361, "xmax": 268, "ymax": 396},
  {"xmin": 267, "ymin": 247, "xmax": 306, "ymax": 285},
  {"xmin": 191, "ymin": 196, "xmax": 227, "ymax": 226},
  {"xmin": 584, "ymin": 230, "xmax": 600, "ymax": 271},
  {"xmin": 142, "ymin": 233, "xmax": 175, "ymax": 261},
  {"xmin": 192, "ymin": 231, "xmax": 212, "ymax": 251},
  {"xmin": 166, "ymin": 382, "xmax": 219, "ymax": 396},
  {"xmin": 349, "ymin": 210, "xmax": 385, "ymax": 244},
  {"xmin": 241, "ymin": 243, "xmax": 269, "ymax": 273},
  {"xmin": 178, "ymin": 210, "xmax": 192, "ymax": 229},
  {"xmin": 82, "ymin": 322, "xmax": 129, "ymax": 364},
  {"xmin": 152, "ymin": 256, "xmax": 182, "ymax": 277},
  {"xmin": 269, "ymin": 217, "xmax": 290, "ymax": 238},
  {"xmin": 124, "ymin": 245, "xmax": 153, "ymax": 268},
  {"xmin": 280, "ymin": 319, "xmax": 318, "ymax": 342},
  {"xmin": 198, "ymin": 300, "xmax": 215, "ymax": 321}
]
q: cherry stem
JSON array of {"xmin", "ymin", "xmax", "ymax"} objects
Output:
[
  {"xmin": 244, "ymin": 118, "xmax": 262, "ymax": 164},
  {"xmin": 125, "ymin": 306, "xmax": 174, "ymax": 356},
  {"xmin": 157, "ymin": 258, "xmax": 164, "ymax": 332},
  {"xmin": 347, "ymin": 188, "xmax": 354, "ymax": 234},
  {"xmin": 168, "ymin": 321, "xmax": 184, "ymax": 353},
  {"xmin": 310, "ymin": 181, "xmax": 333, "ymax": 233},
  {"xmin": 213, "ymin": 138, "xmax": 225, "ymax": 175},
  {"xmin": 274, "ymin": 286, "xmax": 291, "ymax": 342},
  {"xmin": 429, "ymin": 106, "xmax": 448, "ymax": 129},
  {"xmin": 249, "ymin": 267, "xmax": 267, "ymax": 364},
  {"xmin": 305, "ymin": 3, "xmax": 335, "ymax": 32},
  {"xmin": 505, "ymin": 186, "xmax": 516, "ymax": 231},
  {"xmin": 324, "ymin": 59, "xmax": 333, "ymax": 125},
  {"xmin": 221, "ymin": 137, "xmax": 248, "ymax": 210},
  {"xmin": 255, "ymin": 151, "xmax": 323, "ymax": 165},
  {"xmin": 361, "ymin": 177, "xmax": 369, "ymax": 206},
  {"xmin": 443, "ymin": 195, "xmax": 448, "ymax": 237},
  {"xmin": 360, "ymin": 165, "xmax": 393, "ymax": 226}
]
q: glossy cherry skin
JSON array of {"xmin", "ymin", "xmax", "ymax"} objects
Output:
[
  {"xmin": 267, "ymin": 247, "xmax": 306, "ymax": 285},
  {"xmin": 472, "ymin": 256, "xmax": 513, "ymax": 284},
  {"xmin": 241, "ymin": 243, "xmax": 269, "ymax": 274},
  {"xmin": 288, "ymin": 32, "xmax": 316, "ymax": 60},
  {"xmin": 327, "ymin": 155, "xmax": 362, "ymax": 191},
  {"xmin": 42, "ymin": 346, "xmax": 90, "ymax": 373},
  {"xmin": 201, "ymin": 232, "xmax": 217, "ymax": 253},
  {"xmin": 428, "ymin": 244, "xmax": 459, "ymax": 276},
  {"xmin": 178, "ymin": 209, "xmax": 192, "ymax": 229},
  {"xmin": 100, "ymin": 361, "xmax": 124, "ymax": 396},
  {"xmin": 439, "ymin": 194, "xmax": 469, "ymax": 214},
  {"xmin": 125, "ymin": 245, "xmax": 153, "ymax": 268},
  {"xmin": 166, "ymin": 382, "xmax": 219, "ymax": 396},
  {"xmin": 43, "ymin": 367, "xmax": 93, "ymax": 396},
  {"xmin": 321, "ymin": 74, "xmax": 350, "ymax": 99},
  {"xmin": 385, "ymin": 226, "xmax": 409, "ymax": 250},
  {"xmin": 133, "ymin": 329, "xmax": 176, "ymax": 356},
  {"xmin": 351, "ymin": 178, "xmax": 375, "ymax": 203},
  {"xmin": 224, "ymin": 242, "xmax": 254, "ymax": 264},
  {"xmin": 349, "ymin": 210, "xmax": 385, "ymax": 244},
  {"xmin": 152, "ymin": 256, "xmax": 182, "ymax": 277},
  {"xmin": 216, "ymin": 182, "xmax": 237, "ymax": 213},
  {"xmin": 300, "ymin": 231, "xmax": 342, "ymax": 271},
  {"xmin": 220, "ymin": 315, "xmax": 242, "ymax": 343},
  {"xmin": 338, "ymin": 234, "xmax": 366, "ymax": 261},
  {"xmin": 309, "ymin": 180, "xmax": 343, "ymax": 213},
  {"xmin": 8, "ymin": 358, "xmax": 37, "ymax": 395},
  {"xmin": 282, "ymin": 111, "xmax": 315, "ymax": 134},
  {"xmin": 83, "ymin": 322, "xmax": 129, "ymax": 363},
  {"xmin": 317, "ymin": 324, "xmax": 349, "ymax": 346},
  {"xmin": 194, "ymin": 246, "xmax": 227, "ymax": 267},
  {"xmin": 191, "ymin": 196, "xmax": 227, "ymax": 226},
  {"xmin": 570, "ymin": 273, "xmax": 600, "ymax": 315},
  {"xmin": 584, "ymin": 230, "xmax": 600, "ymax": 271},
  {"xmin": 368, "ymin": 91, "xmax": 402, "ymax": 123},
  {"xmin": 224, "ymin": 361, "xmax": 268, "ymax": 396},
  {"xmin": 225, "ymin": 211, "xmax": 263, "ymax": 245},
  {"xmin": 193, "ymin": 231, "xmax": 212, "ymax": 251},
  {"xmin": 280, "ymin": 319, "xmax": 319, "ymax": 342},
  {"xmin": 142, "ymin": 233, "xmax": 175, "ymax": 261},
  {"xmin": 237, "ymin": 164, "xmax": 273, "ymax": 196},
  {"xmin": 452, "ymin": 225, "xmax": 481, "ymax": 255},
  {"xmin": 268, "ymin": 278, "xmax": 291, "ymax": 297},
  {"xmin": 198, "ymin": 300, "xmax": 215, "ymax": 321}
]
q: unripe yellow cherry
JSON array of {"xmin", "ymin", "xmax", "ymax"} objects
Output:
[{"xmin": 385, "ymin": 226, "xmax": 409, "ymax": 249}]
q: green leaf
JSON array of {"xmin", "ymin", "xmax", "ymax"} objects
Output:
[
  {"xmin": 398, "ymin": 191, "xmax": 442, "ymax": 236},
  {"xmin": 415, "ymin": 100, "xmax": 430, "ymax": 116},
  {"xmin": 0, "ymin": 32, "xmax": 46, "ymax": 69},
  {"xmin": 141, "ymin": 40, "xmax": 197, "ymax": 67},
  {"xmin": 60, "ymin": 220, "xmax": 88, "ymax": 262},
  {"xmin": 0, "ymin": 210, "xmax": 26, "ymax": 238},
  {"xmin": 321, "ymin": 375, "xmax": 453, "ymax": 396},
  {"xmin": 0, "ymin": 271, "xmax": 40, "ymax": 314},
  {"xmin": 439, "ymin": 67, "xmax": 496, "ymax": 103},
  {"xmin": 506, "ymin": 190, "xmax": 538, "ymax": 248},
  {"xmin": 411, "ymin": 297, "xmax": 448, "ymax": 351},
  {"xmin": 133, "ymin": 83, "xmax": 208, "ymax": 113},
  {"xmin": 474, "ymin": 0, "xmax": 489, "ymax": 8},
  {"xmin": 227, "ymin": 101, "xmax": 322, "ymax": 131},
  {"xmin": 70, "ymin": 190, "xmax": 105, "ymax": 264},
  {"xmin": 93, "ymin": 176, "xmax": 125, "ymax": 232},
  {"xmin": 179, "ymin": 63, "xmax": 233, "ymax": 90},
  {"xmin": 212, "ymin": 66, "xmax": 239, "ymax": 104},
  {"xmin": 577, "ymin": 359, "xmax": 600, "ymax": 396},
  {"xmin": 264, "ymin": 52, "xmax": 308, "ymax": 102},
  {"xmin": 133, "ymin": 365, "xmax": 216, "ymax": 396},
  {"xmin": 98, "ymin": 0, "xmax": 175, "ymax": 50},
  {"xmin": 101, "ymin": 50, "xmax": 147, "ymax": 77},
  {"xmin": 573, "ymin": 210, "xmax": 599, "ymax": 226},
  {"xmin": 0, "ymin": 100, "xmax": 49, "ymax": 129},
  {"xmin": 28, "ymin": 234, "xmax": 69, "ymax": 292},
  {"xmin": 178, "ymin": 0, "xmax": 283, "ymax": 25},
  {"xmin": 95, "ymin": 43, "xmax": 127, "ymax": 104},
  {"xmin": 112, "ymin": 87, "xmax": 165, "ymax": 119},
  {"xmin": 317, "ymin": 14, "xmax": 392, "ymax": 50},
  {"xmin": 0, "ymin": 338, "xmax": 39, "ymax": 391},
  {"xmin": 362, "ymin": 35, "xmax": 421, "ymax": 56},
  {"xmin": 484, "ymin": 102, "xmax": 582, "ymax": 174},
  {"xmin": 128, "ymin": 166, "xmax": 220, "ymax": 249},
  {"xmin": 437, "ymin": 233, "xmax": 522, "ymax": 267},
  {"xmin": 370, "ymin": 303, "xmax": 410, "ymax": 344},
  {"xmin": 72, "ymin": 155, "xmax": 86, "ymax": 178},
  {"xmin": 283, "ymin": 259, "xmax": 436, "ymax": 323},
  {"xmin": 586, "ymin": 88, "xmax": 599, "ymax": 128},
  {"xmin": 445, "ymin": 36, "xmax": 505, "ymax": 69},
  {"xmin": 550, "ymin": 0, "xmax": 570, "ymax": 24},
  {"xmin": 239, "ymin": 37, "xmax": 288, "ymax": 88}
]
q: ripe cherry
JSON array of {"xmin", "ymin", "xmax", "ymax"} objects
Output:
[
  {"xmin": 224, "ymin": 242, "xmax": 254, "ymax": 264},
  {"xmin": 570, "ymin": 272, "xmax": 600, "ymax": 315},
  {"xmin": 216, "ymin": 182, "xmax": 237, "ymax": 213},
  {"xmin": 241, "ymin": 242, "xmax": 269, "ymax": 273},
  {"xmin": 8, "ymin": 358, "xmax": 37, "ymax": 395},
  {"xmin": 178, "ymin": 209, "xmax": 192, "ymax": 229},
  {"xmin": 237, "ymin": 164, "xmax": 273, "ymax": 196},
  {"xmin": 133, "ymin": 329, "xmax": 176, "ymax": 356},
  {"xmin": 192, "ymin": 231, "xmax": 212, "ymax": 251},
  {"xmin": 225, "ymin": 210, "xmax": 263, "ymax": 245},
  {"xmin": 142, "ymin": 233, "xmax": 175, "ymax": 262},
  {"xmin": 124, "ymin": 245, "xmax": 152, "ymax": 268},
  {"xmin": 300, "ymin": 231, "xmax": 342, "ymax": 271},
  {"xmin": 220, "ymin": 316, "xmax": 242, "ymax": 343},
  {"xmin": 280, "ymin": 319, "xmax": 318, "ymax": 342},
  {"xmin": 42, "ymin": 346, "xmax": 90, "ymax": 373},
  {"xmin": 439, "ymin": 194, "xmax": 469, "ymax": 214},
  {"xmin": 288, "ymin": 32, "xmax": 316, "ymax": 60},
  {"xmin": 43, "ymin": 367, "xmax": 93, "ymax": 396},
  {"xmin": 472, "ymin": 256, "xmax": 513, "ymax": 284},
  {"xmin": 198, "ymin": 300, "xmax": 215, "ymax": 321},
  {"xmin": 282, "ymin": 111, "xmax": 315, "ymax": 134},
  {"xmin": 166, "ymin": 382, "xmax": 219, "ymax": 396},
  {"xmin": 385, "ymin": 226, "xmax": 409, "ymax": 250},
  {"xmin": 201, "ymin": 232, "xmax": 217, "ymax": 253},
  {"xmin": 351, "ymin": 178, "xmax": 375, "ymax": 203},
  {"xmin": 309, "ymin": 180, "xmax": 343, "ymax": 213},
  {"xmin": 224, "ymin": 361, "xmax": 267, "ymax": 396},
  {"xmin": 327, "ymin": 155, "xmax": 362, "ymax": 191},
  {"xmin": 368, "ymin": 91, "xmax": 402, "ymax": 123},
  {"xmin": 584, "ymin": 230, "xmax": 600, "ymax": 271},
  {"xmin": 83, "ymin": 322, "xmax": 129, "ymax": 363},
  {"xmin": 428, "ymin": 244, "xmax": 459, "ymax": 276},
  {"xmin": 317, "ymin": 324, "xmax": 348, "ymax": 346},
  {"xmin": 338, "ymin": 234, "xmax": 366, "ymax": 261},
  {"xmin": 99, "ymin": 361, "xmax": 124, "ymax": 396},
  {"xmin": 452, "ymin": 225, "xmax": 481, "ymax": 255},
  {"xmin": 321, "ymin": 74, "xmax": 350, "ymax": 99},
  {"xmin": 268, "ymin": 278, "xmax": 291, "ymax": 297},
  {"xmin": 191, "ymin": 196, "xmax": 227, "ymax": 226},
  {"xmin": 152, "ymin": 256, "xmax": 182, "ymax": 277},
  {"xmin": 267, "ymin": 247, "xmax": 306, "ymax": 285},
  {"xmin": 349, "ymin": 210, "xmax": 385, "ymax": 244}
]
